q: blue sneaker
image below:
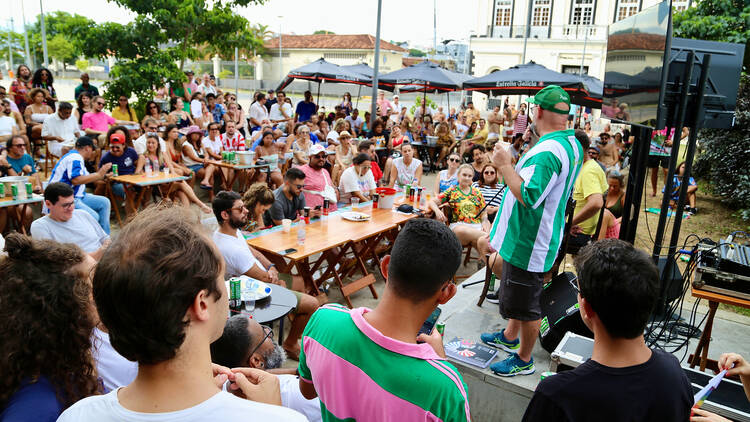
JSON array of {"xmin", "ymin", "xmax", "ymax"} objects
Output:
[
  {"xmin": 480, "ymin": 329, "xmax": 520, "ymax": 353},
  {"xmin": 490, "ymin": 353, "xmax": 535, "ymax": 377}
]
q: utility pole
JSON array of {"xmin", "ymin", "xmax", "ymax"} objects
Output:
[
  {"xmin": 433, "ymin": 0, "xmax": 437, "ymax": 58},
  {"xmin": 278, "ymin": 16, "xmax": 283, "ymax": 81},
  {"xmin": 369, "ymin": 0, "xmax": 383, "ymax": 129},
  {"xmin": 7, "ymin": 19, "xmax": 13, "ymax": 74},
  {"xmin": 21, "ymin": 0, "xmax": 32, "ymax": 69},
  {"xmin": 521, "ymin": 0, "xmax": 533, "ymax": 65},
  {"xmin": 234, "ymin": 47, "xmax": 239, "ymax": 97},
  {"xmin": 40, "ymin": 0, "xmax": 49, "ymax": 68}
]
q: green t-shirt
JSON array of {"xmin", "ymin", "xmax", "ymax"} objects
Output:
[{"xmin": 489, "ymin": 129, "xmax": 583, "ymax": 273}]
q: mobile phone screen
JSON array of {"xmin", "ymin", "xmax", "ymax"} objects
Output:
[
  {"xmin": 278, "ymin": 248, "xmax": 297, "ymax": 255},
  {"xmin": 417, "ymin": 307, "xmax": 442, "ymax": 338}
]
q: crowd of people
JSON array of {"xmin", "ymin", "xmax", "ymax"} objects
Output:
[{"xmin": 0, "ymin": 64, "xmax": 744, "ymax": 422}]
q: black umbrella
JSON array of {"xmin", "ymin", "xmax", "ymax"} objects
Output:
[
  {"xmin": 463, "ymin": 61, "xmax": 587, "ymax": 97},
  {"xmin": 570, "ymin": 74, "xmax": 604, "ymax": 109},
  {"xmin": 340, "ymin": 63, "xmax": 379, "ymax": 108},
  {"xmin": 275, "ymin": 58, "xmax": 372, "ymax": 105},
  {"xmin": 378, "ymin": 60, "xmax": 469, "ymax": 113}
]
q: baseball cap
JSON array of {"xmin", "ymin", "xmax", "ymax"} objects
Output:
[
  {"xmin": 75, "ymin": 136, "xmax": 95, "ymax": 149},
  {"xmin": 527, "ymin": 85, "xmax": 571, "ymax": 114},
  {"xmin": 109, "ymin": 133, "xmax": 126, "ymax": 145},
  {"xmin": 309, "ymin": 144, "xmax": 326, "ymax": 156}
]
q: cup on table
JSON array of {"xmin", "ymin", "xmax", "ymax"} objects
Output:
[
  {"xmin": 297, "ymin": 228, "xmax": 306, "ymax": 245},
  {"xmin": 282, "ymin": 219, "xmax": 292, "ymax": 233},
  {"xmin": 351, "ymin": 197, "xmax": 360, "ymax": 210},
  {"xmin": 163, "ymin": 167, "xmax": 170, "ymax": 176}
]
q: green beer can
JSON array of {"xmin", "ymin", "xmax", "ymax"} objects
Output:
[
  {"xmin": 25, "ymin": 182, "xmax": 33, "ymax": 197},
  {"xmin": 0, "ymin": 182, "xmax": 5, "ymax": 197},
  {"xmin": 435, "ymin": 321, "xmax": 445, "ymax": 336},
  {"xmin": 11, "ymin": 184, "xmax": 18, "ymax": 200},
  {"xmin": 112, "ymin": 164, "xmax": 119, "ymax": 177}
]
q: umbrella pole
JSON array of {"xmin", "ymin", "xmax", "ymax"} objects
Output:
[
  {"xmin": 317, "ymin": 82, "xmax": 321, "ymax": 112},
  {"xmin": 447, "ymin": 91, "xmax": 450, "ymax": 117},
  {"xmin": 356, "ymin": 84, "xmax": 361, "ymax": 109},
  {"xmin": 423, "ymin": 86, "xmax": 427, "ymax": 113}
]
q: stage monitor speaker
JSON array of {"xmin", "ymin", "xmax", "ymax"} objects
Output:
[
  {"xmin": 654, "ymin": 256, "xmax": 684, "ymax": 317},
  {"xmin": 539, "ymin": 272, "xmax": 593, "ymax": 353}
]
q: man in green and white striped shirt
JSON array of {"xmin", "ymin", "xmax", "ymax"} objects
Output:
[{"xmin": 480, "ymin": 85, "xmax": 583, "ymax": 377}]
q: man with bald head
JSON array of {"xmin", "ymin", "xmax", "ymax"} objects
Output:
[
  {"xmin": 74, "ymin": 73, "xmax": 99, "ymax": 99},
  {"xmin": 479, "ymin": 85, "xmax": 584, "ymax": 377}
]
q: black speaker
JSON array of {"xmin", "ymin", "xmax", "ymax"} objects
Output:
[{"xmin": 538, "ymin": 272, "xmax": 593, "ymax": 353}]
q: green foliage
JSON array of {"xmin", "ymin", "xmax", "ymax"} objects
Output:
[
  {"xmin": 29, "ymin": 11, "xmax": 94, "ymax": 66},
  {"xmin": 694, "ymin": 75, "xmax": 750, "ymax": 220},
  {"xmin": 47, "ymin": 34, "xmax": 76, "ymax": 67},
  {"xmin": 313, "ymin": 30, "xmax": 335, "ymax": 35},
  {"xmin": 75, "ymin": 59, "xmax": 90, "ymax": 73},
  {"xmin": 409, "ymin": 96, "xmax": 437, "ymax": 114},
  {"xmin": 218, "ymin": 69, "xmax": 233, "ymax": 79},
  {"xmin": 673, "ymin": 0, "xmax": 750, "ymax": 67},
  {"xmin": 68, "ymin": 0, "xmax": 265, "ymax": 110},
  {"xmin": 409, "ymin": 48, "xmax": 426, "ymax": 58},
  {"xmin": 0, "ymin": 30, "xmax": 26, "ymax": 65}
]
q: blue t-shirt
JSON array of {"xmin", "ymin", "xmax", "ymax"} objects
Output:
[
  {"xmin": 6, "ymin": 154, "xmax": 36, "ymax": 175},
  {"xmin": 0, "ymin": 377, "xmax": 64, "ymax": 422},
  {"xmin": 99, "ymin": 147, "xmax": 139, "ymax": 176},
  {"xmin": 295, "ymin": 101, "xmax": 317, "ymax": 122}
]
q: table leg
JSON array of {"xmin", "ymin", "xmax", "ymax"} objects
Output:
[
  {"xmin": 689, "ymin": 300, "xmax": 718, "ymax": 371},
  {"xmin": 295, "ymin": 258, "xmax": 320, "ymax": 296},
  {"xmin": 278, "ymin": 315, "xmax": 285, "ymax": 345},
  {"xmin": 16, "ymin": 204, "xmax": 29, "ymax": 234},
  {"xmin": 106, "ymin": 181, "xmax": 123, "ymax": 228}
]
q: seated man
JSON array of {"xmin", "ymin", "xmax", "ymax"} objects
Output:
[
  {"xmin": 31, "ymin": 182, "xmax": 110, "ymax": 260},
  {"xmin": 338, "ymin": 153, "xmax": 376, "ymax": 204},
  {"xmin": 94, "ymin": 132, "xmax": 139, "ymax": 203},
  {"xmin": 132, "ymin": 117, "xmax": 166, "ymax": 154},
  {"xmin": 358, "ymin": 140, "xmax": 383, "ymax": 184},
  {"xmin": 298, "ymin": 219, "xmax": 471, "ymax": 421},
  {"xmin": 41, "ymin": 101, "xmax": 81, "ymax": 158},
  {"xmin": 264, "ymin": 167, "xmax": 315, "ymax": 226},
  {"xmin": 81, "ymin": 96, "xmax": 132, "ymax": 148},
  {"xmin": 297, "ymin": 144, "xmax": 338, "ymax": 211},
  {"xmin": 523, "ymin": 239, "xmax": 692, "ymax": 421},
  {"xmin": 269, "ymin": 91, "xmax": 294, "ymax": 134},
  {"xmin": 58, "ymin": 205, "xmax": 305, "ymax": 421},
  {"xmin": 6, "ymin": 134, "xmax": 42, "ymax": 192},
  {"xmin": 211, "ymin": 315, "xmax": 322, "ymax": 422},
  {"xmin": 212, "ymin": 191, "xmax": 319, "ymax": 359},
  {"xmin": 47, "ymin": 136, "xmax": 112, "ymax": 234}
]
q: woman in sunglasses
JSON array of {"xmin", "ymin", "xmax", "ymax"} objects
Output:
[
  {"xmin": 435, "ymin": 152, "xmax": 461, "ymax": 194},
  {"xmin": 472, "ymin": 164, "xmax": 504, "ymax": 223},
  {"xmin": 142, "ymin": 100, "xmax": 166, "ymax": 128}
]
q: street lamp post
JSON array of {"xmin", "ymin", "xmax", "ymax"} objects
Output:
[
  {"xmin": 369, "ymin": 0, "xmax": 383, "ymax": 129},
  {"xmin": 278, "ymin": 16, "xmax": 283, "ymax": 82},
  {"xmin": 39, "ymin": 0, "xmax": 49, "ymax": 68},
  {"xmin": 21, "ymin": 0, "xmax": 31, "ymax": 68}
]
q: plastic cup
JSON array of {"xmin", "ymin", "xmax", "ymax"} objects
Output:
[
  {"xmin": 162, "ymin": 167, "xmax": 170, "ymax": 177},
  {"xmin": 297, "ymin": 228, "xmax": 306, "ymax": 245},
  {"xmin": 282, "ymin": 219, "xmax": 292, "ymax": 233},
  {"xmin": 351, "ymin": 197, "xmax": 360, "ymax": 210}
]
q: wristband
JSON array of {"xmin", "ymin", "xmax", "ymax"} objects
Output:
[{"xmin": 268, "ymin": 264, "xmax": 276, "ymax": 269}]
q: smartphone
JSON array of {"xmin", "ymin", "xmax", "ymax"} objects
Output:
[
  {"xmin": 314, "ymin": 205, "xmax": 322, "ymax": 210},
  {"xmin": 417, "ymin": 307, "xmax": 442, "ymax": 339},
  {"xmin": 278, "ymin": 248, "xmax": 297, "ymax": 255}
]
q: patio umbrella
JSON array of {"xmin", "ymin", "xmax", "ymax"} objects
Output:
[
  {"xmin": 340, "ymin": 63, "xmax": 379, "ymax": 108},
  {"xmin": 275, "ymin": 58, "xmax": 372, "ymax": 105},
  {"xmin": 570, "ymin": 74, "xmax": 604, "ymax": 109},
  {"xmin": 378, "ymin": 60, "xmax": 469, "ymax": 113},
  {"xmin": 463, "ymin": 61, "xmax": 587, "ymax": 97}
]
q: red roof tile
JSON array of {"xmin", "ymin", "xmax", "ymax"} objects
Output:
[{"xmin": 265, "ymin": 34, "xmax": 407, "ymax": 52}]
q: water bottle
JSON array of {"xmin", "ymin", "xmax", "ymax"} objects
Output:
[
  {"xmin": 297, "ymin": 228, "xmax": 306, "ymax": 245},
  {"xmin": 145, "ymin": 161, "xmax": 153, "ymax": 177}
]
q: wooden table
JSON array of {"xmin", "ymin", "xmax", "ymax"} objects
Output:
[
  {"xmin": 106, "ymin": 173, "xmax": 188, "ymax": 226},
  {"xmin": 227, "ymin": 282, "xmax": 297, "ymax": 344},
  {"xmin": 0, "ymin": 194, "xmax": 43, "ymax": 234},
  {"xmin": 212, "ymin": 161, "xmax": 271, "ymax": 192},
  {"xmin": 247, "ymin": 203, "xmax": 416, "ymax": 307},
  {"xmin": 689, "ymin": 287, "xmax": 750, "ymax": 372}
]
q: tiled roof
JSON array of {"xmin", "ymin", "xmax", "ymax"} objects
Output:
[
  {"xmin": 607, "ymin": 32, "xmax": 666, "ymax": 51},
  {"xmin": 265, "ymin": 34, "xmax": 408, "ymax": 52}
]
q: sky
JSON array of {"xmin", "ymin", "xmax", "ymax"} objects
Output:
[{"xmin": 4, "ymin": 0, "xmax": 480, "ymax": 50}]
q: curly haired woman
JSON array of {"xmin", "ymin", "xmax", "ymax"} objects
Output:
[
  {"xmin": 0, "ymin": 233, "xmax": 100, "ymax": 421},
  {"xmin": 241, "ymin": 182, "xmax": 275, "ymax": 233}
]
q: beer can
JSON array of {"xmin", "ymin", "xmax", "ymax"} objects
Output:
[
  {"xmin": 11, "ymin": 184, "xmax": 18, "ymax": 200},
  {"xmin": 416, "ymin": 187, "xmax": 423, "ymax": 203},
  {"xmin": 488, "ymin": 273, "xmax": 496, "ymax": 291},
  {"xmin": 323, "ymin": 199, "xmax": 330, "ymax": 216},
  {"xmin": 0, "ymin": 182, "xmax": 4, "ymax": 197},
  {"xmin": 25, "ymin": 182, "xmax": 33, "ymax": 197},
  {"xmin": 231, "ymin": 151, "xmax": 237, "ymax": 163},
  {"xmin": 540, "ymin": 371, "xmax": 556, "ymax": 381},
  {"xmin": 373, "ymin": 193, "xmax": 379, "ymax": 208},
  {"xmin": 409, "ymin": 186, "xmax": 415, "ymax": 202},
  {"xmin": 435, "ymin": 321, "xmax": 445, "ymax": 336},
  {"xmin": 404, "ymin": 184, "xmax": 411, "ymax": 197},
  {"xmin": 222, "ymin": 151, "xmax": 228, "ymax": 162},
  {"xmin": 112, "ymin": 164, "xmax": 119, "ymax": 177}
]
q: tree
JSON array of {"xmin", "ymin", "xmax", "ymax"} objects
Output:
[
  {"xmin": 673, "ymin": 0, "xmax": 750, "ymax": 67},
  {"xmin": 313, "ymin": 30, "xmax": 335, "ymax": 35},
  {"xmin": 70, "ymin": 0, "xmax": 265, "ymax": 111},
  {"xmin": 47, "ymin": 34, "xmax": 76, "ymax": 70},
  {"xmin": 409, "ymin": 48, "xmax": 426, "ymax": 57},
  {"xmin": 0, "ymin": 30, "xmax": 26, "ymax": 66},
  {"xmin": 27, "ymin": 11, "xmax": 94, "ymax": 67},
  {"xmin": 75, "ymin": 59, "xmax": 90, "ymax": 73}
]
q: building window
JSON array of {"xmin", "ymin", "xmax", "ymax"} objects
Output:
[
  {"xmin": 673, "ymin": 0, "xmax": 690, "ymax": 11},
  {"xmin": 562, "ymin": 65, "xmax": 588, "ymax": 74},
  {"xmin": 532, "ymin": 0, "xmax": 551, "ymax": 26},
  {"xmin": 495, "ymin": 0, "xmax": 512, "ymax": 26},
  {"xmin": 570, "ymin": 0, "xmax": 595, "ymax": 25},
  {"xmin": 615, "ymin": 0, "xmax": 639, "ymax": 21}
]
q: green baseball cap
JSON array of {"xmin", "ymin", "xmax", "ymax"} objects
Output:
[{"xmin": 527, "ymin": 85, "xmax": 571, "ymax": 114}]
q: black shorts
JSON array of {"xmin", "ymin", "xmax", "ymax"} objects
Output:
[
  {"xmin": 647, "ymin": 155, "xmax": 669, "ymax": 169},
  {"xmin": 568, "ymin": 232, "xmax": 592, "ymax": 249},
  {"xmin": 499, "ymin": 262, "xmax": 544, "ymax": 321}
]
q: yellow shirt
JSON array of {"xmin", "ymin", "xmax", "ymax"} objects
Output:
[
  {"xmin": 465, "ymin": 108, "xmax": 481, "ymax": 126},
  {"xmin": 111, "ymin": 107, "xmax": 138, "ymax": 122},
  {"xmin": 573, "ymin": 159, "xmax": 608, "ymax": 235}
]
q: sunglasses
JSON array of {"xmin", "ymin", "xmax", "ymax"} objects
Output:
[
  {"xmin": 448, "ymin": 158, "xmax": 460, "ymax": 162},
  {"xmin": 96, "ymin": 102, "xmax": 105, "ymax": 106},
  {"xmin": 483, "ymin": 171, "xmax": 496, "ymax": 175},
  {"xmin": 12, "ymin": 143, "xmax": 25, "ymax": 148},
  {"xmin": 311, "ymin": 153, "xmax": 327, "ymax": 159},
  {"xmin": 230, "ymin": 205, "xmax": 248, "ymax": 212}
]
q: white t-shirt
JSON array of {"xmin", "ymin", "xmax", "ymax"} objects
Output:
[
  {"xmin": 202, "ymin": 136, "xmax": 223, "ymax": 155},
  {"xmin": 41, "ymin": 113, "xmax": 81, "ymax": 156},
  {"xmin": 338, "ymin": 165, "xmax": 376, "ymax": 203},
  {"xmin": 212, "ymin": 229, "xmax": 262, "ymax": 278},
  {"xmin": 30, "ymin": 210, "xmax": 108, "ymax": 253},
  {"xmin": 249, "ymin": 102, "xmax": 269, "ymax": 127},
  {"xmin": 133, "ymin": 134, "xmax": 167, "ymax": 155},
  {"xmin": 455, "ymin": 123, "xmax": 469, "ymax": 139},
  {"xmin": 91, "ymin": 327, "xmax": 138, "ymax": 393},
  {"xmin": 279, "ymin": 374, "xmax": 322, "ymax": 422},
  {"xmin": 57, "ymin": 389, "xmax": 306, "ymax": 421},
  {"xmin": 0, "ymin": 115, "xmax": 18, "ymax": 136},
  {"xmin": 345, "ymin": 115, "xmax": 363, "ymax": 130},
  {"xmin": 221, "ymin": 132, "xmax": 246, "ymax": 152},
  {"xmin": 270, "ymin": 102, "xmax": 293, "ymax": 121},
  {"xmin": 190, "ymin": 99, "xmax": 203, "ymax": 119}
]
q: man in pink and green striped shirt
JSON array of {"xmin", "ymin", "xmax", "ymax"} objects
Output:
[{"xmin": 298, "ymin": 219, "xmax": 471, "ymax": 422}]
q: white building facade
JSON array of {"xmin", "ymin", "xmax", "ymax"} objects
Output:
[{"xmin": 469, "ymin": 0, "xmax": 692, "ymax": 110}]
